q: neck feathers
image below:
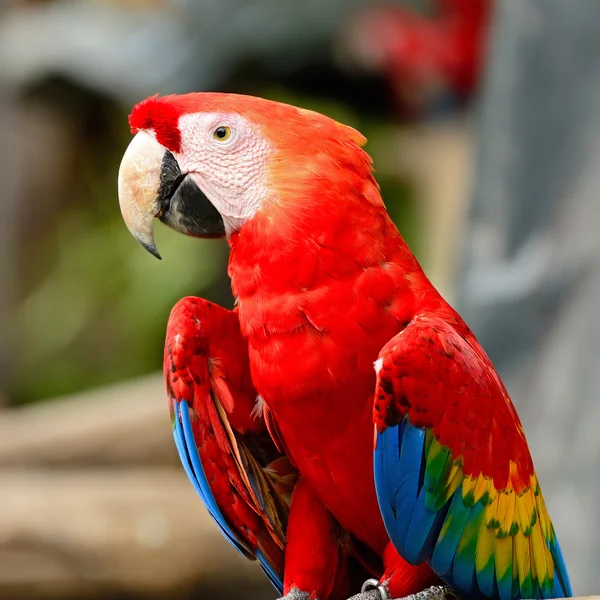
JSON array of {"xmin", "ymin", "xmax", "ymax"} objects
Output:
[{"xmin": 228, "ymin": 179, "xmax": 419, "ymax": 301}]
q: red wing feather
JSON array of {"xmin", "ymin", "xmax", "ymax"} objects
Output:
[{"xmin": 165, "ymin": 296, "xmax": 296, "ymax": 587}]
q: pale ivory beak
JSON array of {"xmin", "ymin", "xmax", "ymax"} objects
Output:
[{"xmin": 118, "ymin": 131, "xmax": 165, "ymax": 259}]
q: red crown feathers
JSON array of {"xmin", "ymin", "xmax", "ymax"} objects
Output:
[{"xmin": 129, "ymin": 95, "xmax": 185, "ymax": 152}]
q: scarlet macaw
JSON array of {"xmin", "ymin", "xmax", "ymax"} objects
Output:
[{"xmin": 117, "ymin": 93, "xmax": 572, "ymax": 600}]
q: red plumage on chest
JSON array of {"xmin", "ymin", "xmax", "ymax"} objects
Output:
[{"xmin": 226, "ymin": 194, "xmax": 436, "ymax": 553}]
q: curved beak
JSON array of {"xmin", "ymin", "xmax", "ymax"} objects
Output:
[
  {"xmin": 118, "ymin": 131, "xmax": 165, "ymax": 259},
  {"xmin": 118, "ymin": 131, "xmax": 226, "ymax": 259}
]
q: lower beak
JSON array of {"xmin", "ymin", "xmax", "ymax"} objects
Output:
[{"xmin": 118, "ymin": 132, "xmax": 225, "ymax": 259}]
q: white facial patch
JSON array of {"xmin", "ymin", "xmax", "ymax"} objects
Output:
[{"xmin": 174, "ymin": 112, "xmax": 273, "ymax": 236}]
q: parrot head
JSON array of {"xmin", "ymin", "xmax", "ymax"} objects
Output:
[{"xmin": 118, "ymin": 93, "xmax": 370, "ymax": 259}]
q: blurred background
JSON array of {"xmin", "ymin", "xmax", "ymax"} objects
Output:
[{"xmin": 0, "ymin": 0, "xmax": 597, "ymax": 598}]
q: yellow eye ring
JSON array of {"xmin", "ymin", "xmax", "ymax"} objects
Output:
[{"xmin": 213, "ymin": 125, "xmax": 232, "ymax": 142}]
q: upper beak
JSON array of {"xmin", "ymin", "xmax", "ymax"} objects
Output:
[
  {"xmin": 118, "ymin": 131, "xmax": 226, "ymax": 259},
  {"xmin": 118, "ymin": 131, "xmax": 165, "ymax": 259}
]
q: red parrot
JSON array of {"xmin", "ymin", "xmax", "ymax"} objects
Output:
[
  {"xmin": 117, "ymin": 93, "xmax": 572, "ymax": 600},
  {"xmin": 339, "ymin": 0, "xmax": 493, "ymax": 113}
]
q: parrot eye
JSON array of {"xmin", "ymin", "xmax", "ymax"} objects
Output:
[{"xmin": 213, "ymin": 126, "xmax": 232, "ymax": 142}]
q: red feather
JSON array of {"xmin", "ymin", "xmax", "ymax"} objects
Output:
[
  {"xmin": 228, "ymin": 144, "xmax": 441, "ymax": 594},
  {"xmin": 165, "ymin": 296, "xmax": 384, "ymax": 598},
  {"xmin": 129, "ymin": 95, "xmax": 183, "ymax": 153},
  {"xmin": 373, "ymin": 315, "xmax": 534, "ymax": 494},
  {"xmin": 144, "ymin": 92, "xmax": 543, "ymax": 597},
  {"xmin": 164, "ymin": 297, "xmax": 289, "ymax": 570}
]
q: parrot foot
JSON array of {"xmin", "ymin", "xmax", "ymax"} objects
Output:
[{"xmin": 350, "ymin": 581, "xmax": 459, "ymax": 600}]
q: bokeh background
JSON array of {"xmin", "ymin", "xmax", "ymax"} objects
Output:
[{"xmin": 0, "ymin": 0, "xmax": 598, "ymax": 598}]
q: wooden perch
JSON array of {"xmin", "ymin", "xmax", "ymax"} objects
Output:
[
  {"xmin": 0, "ymin": 374, "xmax": 177, "ymax": 466},
  {"xmin": 0, "ymin": 467, "xmax": 273, "ymax": 599}
]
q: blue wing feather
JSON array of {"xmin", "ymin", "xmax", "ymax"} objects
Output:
[
  {"xmin": 451, "ymin": 503, "xmax": 484, "ymax": 594},
  {"xmin": 174, "ymin": 401, "xmax": 252, "ymax": 557},
  {"xmin": 430, "ymin": 492, "xmax": 472, "ymax": 576},
  {"xmin": 496, "ymin": 562, "xmax": 513, "ymax": 600},
  {"xmin": 174, "ymin": 400, "xmax": 284, "ymax": 592},
  {"xmin": 550, "ymin": 537, "xmax": 572, "ymax": 598},
  {"xmin": 373, "ymin": 320, "xmax": 573, "ymax": 600},
  {"xmin": 173, "ymin": 407, "xmax": 211, "ymax": 506},
  {"xmin": 476, "ymin": 547, "xmax": 497, "ymax": 598},
  {"xmin": 394, "ymin": 422, "xmax": 426, "ymax": 552},
  {"xmin": 374, "ymin": 425, "xmax": 401, "ymax": 528},
  {"xmin": 165, "ymin": 300, "xmax": 286, "ymax": 594},
  {"xmin": 404, "ymin": 483, "xmax": 450, "ymax": 565},
  {"xmin": 374, "ymin": 420, "xmax": 573, "ymax": 600}
]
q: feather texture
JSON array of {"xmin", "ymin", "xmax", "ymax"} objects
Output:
[
  {"xmin": 131, "ymin": 92, "xmax": 440, "ymax": 595},
  {"xmin": 124, "ymin": 92, "xmax": 572, "ymax": 600},
  {"xmin": 165, "ymin": 297, "xmax": 297, "ymax": 592},
  {"xmin": 374, "ymin": 316, "xmax": 572, "ymax": 600}
]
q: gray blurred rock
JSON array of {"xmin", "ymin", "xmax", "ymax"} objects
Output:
[{"xmin": 459, "ymin": 1, "xmax": 600, "ymax": 593}]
